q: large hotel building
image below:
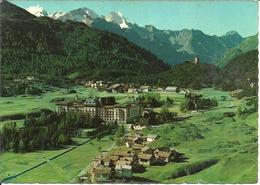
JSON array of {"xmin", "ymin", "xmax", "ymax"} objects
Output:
[{"xmin": 56, "ymin": 98, "xmax": 140, "ymax": 124}]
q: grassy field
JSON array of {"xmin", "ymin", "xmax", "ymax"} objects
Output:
[
  {"xmin": 0, "ymin": 85, "xmax": 185, "ymax": 117},
  {"xmin": 0, "ymin": 86, "xmax": 131, "ymax": 117},
  {"xmin": 0, "ymin": 87, "xmax": 257, "ymax": 183},
  {"xmin": 134, "ymin": 88, "xmax": 257, "ymax": 183},
  {"xmin": 1, "ymin": 136, "xmax": 114, "ymax": 183}
]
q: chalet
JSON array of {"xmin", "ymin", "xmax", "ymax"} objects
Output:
[
  {"xmin": 132, "ymin": 124, "xmax": 146, "ymax": 131},
  {"xmin": 125, "ymin": 133, "xmax": 144, "ymax": 145},
  {"xmin": 85, "ymin": 81, "xmax": 96, "ymax": 88},
  {"xmin": 115, "ymin": 160, "xmax": 131, "ymax": 169},
  {"xmin": 157, "ymin": 88, "xmax": 164, "ymax": 92},
  {"xmin": 122, "ymin": 165, "xmax": 132, "ymax": 178},
  {"xmin": 101, "ymin": 158, "xmax": 112, "ymax": 167},
  {"xmin": 125, "ymin": 137, "xmax": 143, "ymax": 148},
  {"xmin": 114, "ymin": 150, "xmax": 135, "ymax": 158},
  {"xmin": 125, "ymin": 140, "xmax": 134, "ymax": 148},
  {"xmin": 104, "ymin": 155, "xmax": 119, "ymax": 166},
  {"xmin": 154, "ymin": 151, "xmax": 171, "ymax": 163},
  {"xmin": 132, "ymin": 144, "xmax": 144, "ymax": 154},
  {"xmin": 138, "ymin": 153, "xmax": 153, "ymax": 166},
  {"xmin": 147, "ymin": 134, "xmax": 159, "ymax": 142},
  {"xmin": 125, "ymin": 132, "xmax": 143, "ymax": 140},
  {"xmin": 115, "ymin": 161, "xmax": 132, "ymax": 178},
  {"xmin": 107, "ymin": 84, "xmax": 124, "ymax": 93},
  {"xmin": 120, "ymin": 156, "xmax": 134, "ymax": 163},
  {"xmin": 90, "ymin": 165, "xmax": 111, "ymax": 182},
  {"xmin": 139, "ymin": 86, "xmax": 151, "ymax": 93},
  {"xmin": 165, "ymin": 86, "xmax": 177, "ymax": 92},
  {"xmin": 154, "ymin": 148, "xmax": 172, "ymax": 163},
  {"xmin": 128, "ymin": 88, "xmax": 138, "ymax": 94},
  {"xmin": 179, "ymin": 90, "xmax": 186, "ymax": 94},
  {"xmin": 141, "ymin": 146, "xmax": 153, "ymax": 154}
]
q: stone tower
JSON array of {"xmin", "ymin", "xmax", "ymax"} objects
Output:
[{"xmin": 194, "ymin": 56, "xmax": 200, "ymax": 64}]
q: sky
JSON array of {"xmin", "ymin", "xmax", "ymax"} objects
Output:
[{"xmin": 10, "ymin": 0, "xmax": 258, "ymax": 37}]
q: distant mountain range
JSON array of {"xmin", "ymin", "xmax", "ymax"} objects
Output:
[
  {"xmin": 1, "ymin": 0, "xmax": 258, "ymax": 92},
  {"xmin": 1, "ymin": 0, "xmax": 168, "ymax": 83},
  {"xmin": 25, "ymin": 6, "xmax": 257, "ymax": 65}
]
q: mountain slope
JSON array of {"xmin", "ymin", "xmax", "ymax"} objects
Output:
[
  {"xmin": 0, "ymin": 0, "xmax": 35, "ymax": 19},
  {"xmin": 140, "ymin": 61, "xmax": 220, "ymax": 89},
  {"xmin": 217, "ymin": 35, "xmax": 258, "ymax": 68},
  {"xmin": 215, "ymin": 50, "xmax": 258, "ymax": 92},
  {"xmin": 163, "ymin": 62, "xmax": 219, "ymax": 89},
  {"xmin": 1, "ymin": 1, "xmax": 169, "ymax": 82},
  {"xmin": 52, "ymin": 7, "xmax": 244, "ymax": 65}
]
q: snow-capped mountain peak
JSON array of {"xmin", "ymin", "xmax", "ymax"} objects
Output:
[
  {"xmin": 105, "ymin": 11, "xmax": 129, "ymax": 29},
  {"xmin": 26, "ymin": 5, "xmax": 48, "ymax": 17},
  {"xmin": 56, "ymin": 7, "xmax": 99, "ymax": 26},
  {"xmin": 80, "ymin": 7, "xmax": 99, "ymax": 19},
  {"xmin": 49, "ymin": 11, "xmax": 65, "ymax": 20}
]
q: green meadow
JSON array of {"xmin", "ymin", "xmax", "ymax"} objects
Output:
[
  {"xmin": 135, "ymin": 89, "xmax": 257, "ymax": 183},
  {"xmin": 0, "ymin": 87, "xmax": 257, "ymax": 183},
  {"xmin": 0, "ymin": 86, "xmax": 130, "ymax": 117},
  {"xmin": 1, "ymin": 137, "xmax": 114, "ymax": 183}
]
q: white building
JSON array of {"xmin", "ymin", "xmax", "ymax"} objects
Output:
[
  {"xmin": 147, "ymin": 134, "xmax": 159, "ymax": 142},
  {"xmin": 165, "ymin": 86, "xmax": 177, "ymax": 92}
]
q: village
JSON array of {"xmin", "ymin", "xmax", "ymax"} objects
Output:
[
  {"xmin": 84, "ymin": 129, "xmax": 177, "ymax": 183},
  {"xmin": 54, "ymin": 86, "xmax": 189, "ymax": 183}
]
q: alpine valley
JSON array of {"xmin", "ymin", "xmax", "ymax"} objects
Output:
[{"xmin": 0, "ymin": 1, "xmax": 258, "ymax": 184}]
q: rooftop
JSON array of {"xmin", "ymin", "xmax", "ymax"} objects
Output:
[
  {"xmin": 156, "ymin": 151, "xmax": 171, "ymax": 158},
  {"xmin": 138, "ymin": 153, "xmax": 153, "ymax": 160},
  {"xmin": 147, "ymin": 134, "xmax": 159, "ymax": 139},
  {"xmin": 140, "ymin": 85, "xmax": 150, "ymax": 89},
  {"xmin": 132, "ymin": 144, "xmax": 144, "ymax": 150},
  {"xmin": 92, "ymin": 166, "xmax": 111, "ymax": 174},
  {"xmin": 141, "ymin": 146, "xmax": 151, "ymax": 152},
  {"xmin": 107, "ymin": 84, "xmax": 123, "ymax": 89}
]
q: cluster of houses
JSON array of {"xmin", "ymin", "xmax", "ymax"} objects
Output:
[
  {"xmin": 78, "ymin": 80, "xmax": 184, "ymax": 94},
  {"xmin": 87, "ymin": 132, "xmax": 176, "ymax": 183},
  {"xmin": 12, "ymin": 76, "xmax": 37, "ymax": 83}
]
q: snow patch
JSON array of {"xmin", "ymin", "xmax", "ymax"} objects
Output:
[
  {"xmin": 105, "ymin": 11, "xmax": 129, "ymax": 29},
  {"xmin": 26, "ymin": 5, "xmax": 48, "ymax": 17}
]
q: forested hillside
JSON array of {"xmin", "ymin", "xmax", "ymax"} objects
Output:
[
  {"xmin": 1, "ymin": 0, "xmax": 169, "ymax": 82},
  {"xmin": 143, "ymin": 62, "xmax": 220, "ymax": 89},
  {"xmin": 217, "ymin": 35, "xmax": 258, "ymax": 67},
  {"xmin": 215, "ymin": 50, "xmax": 258, "ymax": 95}
]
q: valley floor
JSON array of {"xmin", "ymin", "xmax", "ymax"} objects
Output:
[{"xmin": 0, "ymin": 87, "xmax": 257, "ymax": 183}]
